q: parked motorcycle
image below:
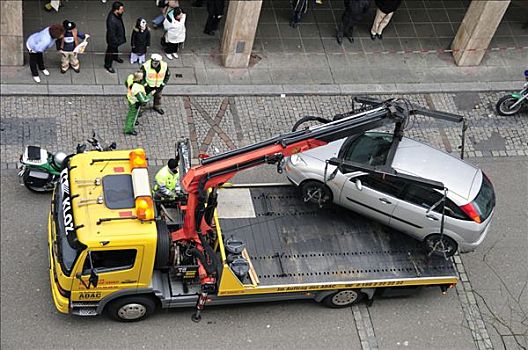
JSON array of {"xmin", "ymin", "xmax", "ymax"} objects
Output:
[
  {"xmin": 18, "ymin": 133, "xmax": 116, "ymax": 193},
  {"xmin": 495, "ymin": 70, "xmax": 528, "ymax": 116}
]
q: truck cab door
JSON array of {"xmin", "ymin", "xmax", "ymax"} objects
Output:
[{"xmin": 71, "ymin": 247, "xmax": 143, "ymax": 303}]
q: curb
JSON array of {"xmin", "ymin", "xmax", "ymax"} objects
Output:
[{"xmin": 0, "ymin": 81, "xmax": 520, "ymax": 96}]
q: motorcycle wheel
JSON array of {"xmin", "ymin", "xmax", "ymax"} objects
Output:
[
  {"xmin": 23, "ymin": 179, "xmax": 54, "ymax": 193},
  {"xmin": 496, "ymin": 95, "xmax": 523, "ymax": 116}
]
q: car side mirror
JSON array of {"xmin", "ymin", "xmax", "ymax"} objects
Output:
[{"xmin": 355, "ymin": 179, "xmax": 363, "ymax": 191}]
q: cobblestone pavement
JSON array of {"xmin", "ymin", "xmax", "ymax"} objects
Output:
[
  {"xmin": 1, "ymin": 93, "xmax": 527, "ymax": 350},
  {"xmin": 1, "ymin": 92, "xmax": 527, "ymax": 167}
]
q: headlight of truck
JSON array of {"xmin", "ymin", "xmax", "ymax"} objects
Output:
[{"xmin": 289, "ymin": 154, "xmax": 307, "ymax": 167}]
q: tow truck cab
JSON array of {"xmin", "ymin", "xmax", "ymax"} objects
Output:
[{"xmin": 48, "ymin": 149, "xmax": 159, "ymax": 316}]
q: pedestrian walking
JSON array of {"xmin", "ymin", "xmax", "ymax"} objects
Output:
[
  {"xmin": 26, "ymin": 24, "xmax": 66, "ymax": 83},
  {"xmin": 163, "ymin": 6, "xmax": 186, "ymax": 59},
  {"xmin": 152, "ymin": 0, "xmax": 168, "ymax": 29},
  {"xmin": 336, "ymin": 0, "xmax": 370, "ymax": 45},
  {"xmin": 370, "ymin": 0, "xmax": 401, "ymax": 40},
  {"xmin": 57, "ymin": 20, "xmax": 88, "ymax": 74},
  {"xmin": 44, "ymin": 0, "xmax": 61, "ymax": 12},
  {"xmin": 104, "ymin": 1, "xmax": 126, "ymax": 74},
  {"xmin": 124, "ymin": 71, "xmax": 152, "ymax": 136},
  {"xmin": 131, "ymin": 18, "xmax": 151, "ymax": 65},
  {"xmin": 289, "ymin": 0, "xmax": 309, "ymax": 28},
  {"xmin": 140, "ymin": 53, "xmax": 171, "ymax": 115},
  {"xmin": 203, "ymin": 0, "xmax": 225, "ymax": 36}
]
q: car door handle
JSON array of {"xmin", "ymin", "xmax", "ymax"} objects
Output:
[
  {"xmin": 426, "ymin": 214, "xmax": 439, "ymax": 221},
  {"xmin": 378, "ymin": 198, "xmax": 392, "ymax": 204}
]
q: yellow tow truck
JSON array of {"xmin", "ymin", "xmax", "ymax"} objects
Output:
[{"xmin": 48, "ymin": 98, "xmax": 461, "ymax": 322}]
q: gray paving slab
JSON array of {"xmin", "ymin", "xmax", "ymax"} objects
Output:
[{"xmin": 370, "ymin": 289, "xmax": 476, "ymax": 350}]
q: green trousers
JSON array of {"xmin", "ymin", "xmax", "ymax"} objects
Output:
[{"xmin": 124, "ymin": 102, "xmax": 141, "ymax": 134}]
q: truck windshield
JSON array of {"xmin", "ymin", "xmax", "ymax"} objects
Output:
[{"xmin": 53, "ymin": 173, "xmax": 84, "ymax": 276}]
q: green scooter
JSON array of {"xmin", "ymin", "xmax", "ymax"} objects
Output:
[{"xmin": 496, "ymin": 70, "xmax": 528, "ymax": 116}]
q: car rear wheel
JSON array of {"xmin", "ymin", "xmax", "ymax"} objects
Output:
[
  {"xmin": 322, "ymin": 290, "xmax": 364, "ymax": 308},
  {"xmin": 300, "ymin": 181, "xmax": 332, "ymax": 207},
  {"xmin": 424, "ymin": 234, "xmax": 458, "ymax": 258}
]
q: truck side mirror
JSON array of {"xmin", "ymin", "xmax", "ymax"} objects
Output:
[{"xmin": 89, "ymin": 271, "xmax": 99, "ymax": 288}]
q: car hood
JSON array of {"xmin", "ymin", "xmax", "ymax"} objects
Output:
[{"xmin": 392, "ymin": 138, "xmax": 481, "ymax": 202}]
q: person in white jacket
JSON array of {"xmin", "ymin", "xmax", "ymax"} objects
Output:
[{"xmin": 163, "ymin": 6, "xmax": 186, "ymax": 59}]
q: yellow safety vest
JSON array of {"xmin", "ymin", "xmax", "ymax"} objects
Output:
[
  {"xmin": 154, "ymin": 165, "xmax": 179, "ymax": 192},
  {"xmin": 127, "ymin": 81, "xmax": 146, "ymax": 104},
  {"xmin": 143, "ymin": 60, "xmax": 168, "ymax": 88}
]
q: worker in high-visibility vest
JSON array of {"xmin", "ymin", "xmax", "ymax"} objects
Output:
[
  {"xmin": 153, "ymin": 158, "xmax": 180, "ymax": 200},
  {"xmin": 124, "ymin": 71, "xmax": 152, "ymax": 136},
  {"xmin": 141, "ymin": 53, "xmax": 170, "ymax": 115}
]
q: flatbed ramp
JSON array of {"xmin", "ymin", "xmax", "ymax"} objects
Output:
[{"xmin": 217, "ymin": 185, "xmax": 457, "ymax": 287}]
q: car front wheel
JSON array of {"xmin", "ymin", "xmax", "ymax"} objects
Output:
[{"xmin": 300, "ymin": 181, "xmax": 332, "ymax": 207}]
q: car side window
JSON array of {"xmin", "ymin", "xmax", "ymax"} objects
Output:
[
  {"xmin": 401, "ymin": 184, "xmax": 444, "ymax": 210},
  {"xmin": 343, "ymin": 134, "xmax": 393, "ymax": 166},
  {"xmin": 358, "ymin": 175, "xmax": 405, "ymax": 198},
  {"xmin": 83, "ymin": 249, "xmax": 137, "ymax": 274},
  {"xmin": 439, "ymin": 199, "xmax": 470, "ymax": 220}
]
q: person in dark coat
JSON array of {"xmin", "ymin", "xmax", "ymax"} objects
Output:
[
  {"xmin": 336, "ymin": 0, "xmax": 370, "ymax": 45},
  {"xmin": 370, "ymin": 0, "xmax": 401, "ymax": 40},
  {"xmin": 104, "ymin": 1, "xmax": 126, "ymax": 73},
  {"xmin": 203, "ymin": 0, "xmax": 225, "ymax": 36},
  {"xmin": 130, "ymin": 18, "xmax": 151, "ymax": 64}
]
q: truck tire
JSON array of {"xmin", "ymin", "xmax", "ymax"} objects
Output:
[
  {"xmin": 106, "ymin": 296, "xmax": 156, "ymax": 322},
  {"xmin": 154, "ymin": 220, "xmax": 170, "ymax": 270},
  {"xmin": 300, "ymin": 180, "xmax": 333, "ymax": 207},
  {"xmin": 322, "ymin": 290, "xmax": 364, "ymax": 308}
]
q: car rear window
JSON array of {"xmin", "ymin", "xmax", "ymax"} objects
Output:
[
  {"xmin": 472, "ymin": 174, "xmax": 495, "ymax": 221},
  {"xmin": 102, "ymin": 174, "xmax": 135, "ymax": 209}
]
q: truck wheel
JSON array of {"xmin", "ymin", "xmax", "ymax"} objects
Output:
[
  {"xmin": 322, "ymin": 290, "xmax": 364, "ymax": 308},
  {"xmin": 107, "ymin": 296, "xmax": 156, "ymax": 322},
  {"xmin": 300, "ymin": 181, "xmax": 332, "ymax": 207},
  {"xmin": 154, "ymin": 220, "xmax": 170, "ymax": 270},
  {"xmin": 424, "ymin": 234, "xmax": 458, "ymax": 258}
]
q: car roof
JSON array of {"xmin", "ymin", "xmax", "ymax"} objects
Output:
[{"xmin": 392, "ymin": 136, "xmax": 481, "ymax": 202}]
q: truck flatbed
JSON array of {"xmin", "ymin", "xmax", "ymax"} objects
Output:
[{"xmin": 216, "ymin": 184, "xmax": 457, "ymax": 288}]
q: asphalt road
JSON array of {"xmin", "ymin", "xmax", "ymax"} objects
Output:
[{"xmin": 1, "ymin": 156, "xmax": 526, "ymax": 350}]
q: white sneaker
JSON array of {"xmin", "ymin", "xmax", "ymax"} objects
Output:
[
  {"xmin": 165, "ymin": 53, "xmax": 173, "ymax": 60},
  {"xmin": 173, "ymin": 53, "xmax": 179, "ymax": 59},
  {"xmin": 102, "ymin": 0, "xmax": 107, "ymax": 3},
  {"xmin": 41, "ymin": 69, "xmax": 50, "ymax": 76},
  {"xmin": 33, "ymin": 76, "xmax": 41, "ymax": 83}
]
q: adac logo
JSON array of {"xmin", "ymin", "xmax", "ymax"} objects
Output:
[{"xmin": 79, "ymin": 292, "xmax": 102, "ymax": 300}]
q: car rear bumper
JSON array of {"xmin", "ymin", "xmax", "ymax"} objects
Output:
[{"xmin": 458, "ymin": 214, "xmax": 493, "ymax": 252}]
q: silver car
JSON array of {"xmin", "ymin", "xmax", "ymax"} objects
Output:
[{"xmin": 284, "ymin": 131, "xmax": 496, "ymax": 256}]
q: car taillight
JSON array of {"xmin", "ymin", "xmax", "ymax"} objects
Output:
[{"xmin": 460, "ymin": 203, "xmax": 481, "ymax": 224}]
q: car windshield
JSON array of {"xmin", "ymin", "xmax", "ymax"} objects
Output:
[
  {"xmin": 472, "ymin": 174, "xmax": 495, "ymax": 221},
  {"xmin": 343, "ymin": 133, "xmax": 393, "ymax": 166}
]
